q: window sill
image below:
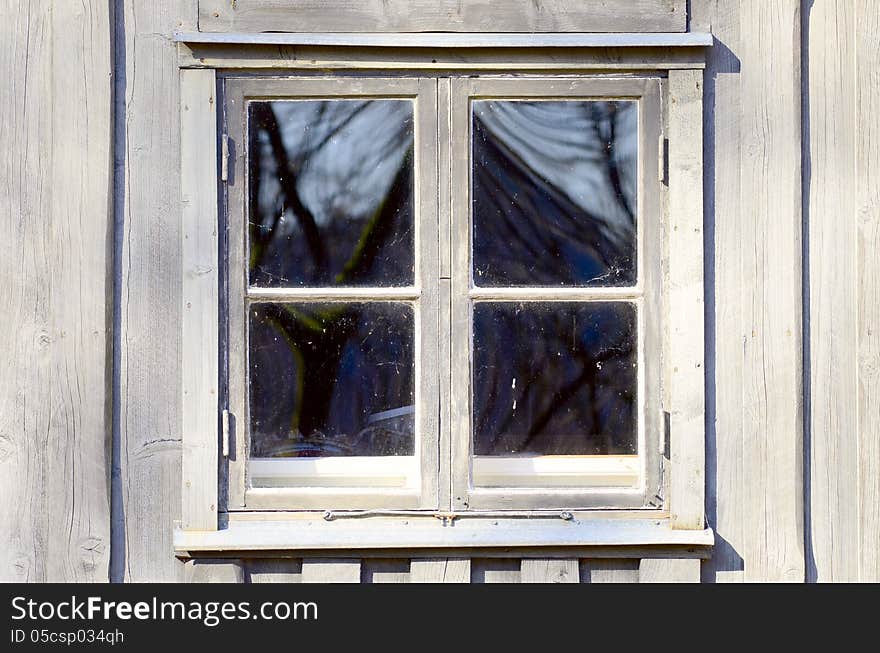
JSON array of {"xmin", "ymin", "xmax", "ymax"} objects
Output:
[{"xmin": 173, "ymin": 514, "xmax": 714, "ymax": 556}]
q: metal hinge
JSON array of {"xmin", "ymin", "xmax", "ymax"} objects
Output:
[
  {"xmin": 220, "ymin": 133, "xmax": 229, "ymax": 182},
  {"xmin": 659, "ymin": 133, "xmax": 668, "ymax": 184},
  {"xmin": 221, "ymin": 409, "xmax": 231, "ymax": 457}
]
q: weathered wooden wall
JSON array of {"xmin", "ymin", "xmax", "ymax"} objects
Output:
[
  {"xmin": 0, "ymin": 0, "xmax": 112, "ymax": 582},
  {"xmin": 805, "ymin": 0, "xmax": 880, "ymax": 582},
  {"xmin": 2, "ymin": 0, "xmax": 878, "ymax": 583}
]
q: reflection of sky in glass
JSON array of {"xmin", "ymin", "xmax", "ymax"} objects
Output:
[
  {"xmin": 473, "ymin": 100, "xmax": 637, "ymax": 286},
  {"xmin": 248, "ymin": 100, "xmax": 414, "ymax": 287},
  {"xmin": 255, "ymin": 100, "xmax": 413, "ymax": 227}
]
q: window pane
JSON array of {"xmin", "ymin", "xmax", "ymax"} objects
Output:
[
  {"xmin": 248, "ymin": 100, "xmax": 414, "ymax": 287},
  {"xmin": 249, "ymin": 302, "xmax": 415, "ymax": 457},
  {"xmin": 472, "ymin": 100, "xmax": 637, "ymax": 287},
  {"xmin": 472, "ymin": 302, "xmax": 637, "ymax": 456}
]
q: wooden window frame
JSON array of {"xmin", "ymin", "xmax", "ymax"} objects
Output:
[
  {"xmin": 223, "ymin": 77, "xmax": 440, "ymax": 512},
  {"xmin": 176, "ymin": 33, "xmax": 712, "ymax": 553},
  {"xmin": 449, "ymin": 77, "xmax": 663, "ymax": 511}
]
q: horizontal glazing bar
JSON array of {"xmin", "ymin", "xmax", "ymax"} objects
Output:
[
  {"xmin": 468, "ymin": 287, "xmax": 642, "ymax": 301},
  {"xmin": 247, "ymin": 287, "xmax": 422, "ymax": 301}
]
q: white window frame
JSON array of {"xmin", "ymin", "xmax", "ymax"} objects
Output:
[
  {"xmin": 223, "ymin": 77, "xmax": 440, "ymax": 511},
  {"xmin": 176, "ymin": 32, "xmax": 713, "ymax": 552},
  {"xmin": 448, "ymin": 77, "xmax": 663, "ymax": 511}
]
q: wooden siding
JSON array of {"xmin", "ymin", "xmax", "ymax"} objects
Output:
[
  {"xmin": 806, "ymin": 0, "xmax": 880, "ymax": 582},
  {"xmin": 116, "ymin": 0, "xmax": 199, "ymax": 582},
  {"xmin": 2, "ymin": 0, "xmax": 880, "ymax": 583},
  {"xmin": 693, "ymin": 0, "xmax": 806, "ymax": 583},
  {"xmin": 197, "ymin": 0, "xmax": 688, "ymax": 34},
  {"xmin": 0, "ymin": 0, "xmax": 112, "ymax": 581},
  {"xmin": 183, "ymin": 557, "xmax": 687, "ymax": 583}
]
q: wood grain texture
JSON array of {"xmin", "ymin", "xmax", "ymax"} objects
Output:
[
  {"xmin": 520, "ymin": 559, "xmax": 579, "ymax": 583},
  {"xmin": 301, "ymin": 558, "xmax": 362, "ymax": 583},
  {"xmin": 0, "ymin": 0, "xmax": 112, "ymax": 582},
  {"xmin": 580, "ymin": 559, "xmax": 639, "ymax": 583},
  {"xmin": 180, "ymin": 68, "xmax": 218, "ymax": 531},
  {"xmin": 361, "ymin": 559, "xmax": 410, "ymax": 583},
  {"xmin": 117, "ymin": 0, "xmax": 199, "ymax": 581},
  {"xmin": 856, "ymin": 0, "xmax": 880, "ymax": 583},
  {"xmin": 186, "ymin": 559, "xmax": 245, "ymax": 582},
  {"xmin": 806, "ymin": 0, "xmax": 858, "ymax": 583},
  {"xmin": 693, "ymin": 0, "xmax": 805, "ymax": 582},
  {"xmin": 409, "ymin": 558, "xmax": 470, "ymax": 583},
  {"xmin": 178, "ymin": 44, "xmax": 707, "ymax": 71},
  {"xmin": 667, "ymin": 68, "xmax": 706, "ymax": 531},
  {"xmin": 639, "ymin": 558, "xmax": 700, "ymax": 583},
  {"xmin": 245, "ymin": 559, "xmax": 303, "ymax": 583},
  {"xmin": 738, "ymin": 0, "xmax": 804, "ymax": 583},
  {"xmin": 198, "ymin": 0, "xmax": 687, "ymax": 34},
  {"xmin": 470, "ymin": 558, "xmax": 520, "ymax": 583},
  {"xmin": 691, "ymin": 0, "xmax": 745, "ymax": 584}
]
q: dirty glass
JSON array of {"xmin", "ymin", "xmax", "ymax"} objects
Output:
[
  {"xmin": 248, "ymin": 100, "xmax": 414, "ymax": 288},
  {"xmin": 472, "ymin": 100, "xmax": 637, "ymax": 287},
  {"xmin": 248, "ymin": 302, "xmax": 415, "ymax": 458},
  {"xmin": 472, "ymin": 302, "xmax": 637, "ymax": 456}
]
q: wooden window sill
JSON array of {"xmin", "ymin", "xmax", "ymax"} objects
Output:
[{"xmin": 174, "ymin": 513, "xmax": 714, "ymax": 556}]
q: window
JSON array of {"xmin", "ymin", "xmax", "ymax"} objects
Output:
[{"xmin": 177, "ymin": 33, "xmax": 711, "ymax": 550}]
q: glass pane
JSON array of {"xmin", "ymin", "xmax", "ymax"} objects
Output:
[
  {"xmin": 472, "ymin": 100, "xmax": 637, "ymax": 287},
  {"xmin": 472, "ymin": 302, "xmax": 637, "ymax": 456},
  {"xmin": 248, "ymin": 100, "xmax": 414, "ymax": 287},
  {"xmin": 249, "ymin": 302, "xmax": 415, "ymax": 457}
]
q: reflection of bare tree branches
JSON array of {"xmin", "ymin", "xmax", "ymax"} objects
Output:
[
  {"xmin": 473, "ymin": 304, "xmax": 636, "ymax": 456},
  {"xmin": 335, "ymin": 150, "xmax": 412, "ymax": 285},
  {"xmin": 249, "ymin": 103, "xmax": 327, "ymax": 275},
  {"xmin": 473, "ymin": 101, "xmax": 637, "ymax": 287},
  {"xmin": 590, "ymin": 103, "xmax": 635, "ymax": 224},
  {"xmin": 248, "ymin": 102, "xmax": 415, "ymax": 456}
]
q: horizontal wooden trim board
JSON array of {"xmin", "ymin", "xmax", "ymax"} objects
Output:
[
  {"xmin": 174, "ymin": 517, "xmax": 714, "ymax": 553},
  {"xmin": 174, "ymin": 31, "xmax": 713, "ymax": 49},
  {"xmin": 197, "ymin": 0, "xmax": 688, "ymax": 34}
]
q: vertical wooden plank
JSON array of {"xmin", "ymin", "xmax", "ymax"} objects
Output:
[
  {"xmin": 409, "ymin": 558, "xmax": 470, "ymax": 583},
  {"xmin": 416, "ymin": 77, "xmax": 441, "ymax": 509},
  {"xmin": 471, "ymin": 558, "xmax": 520, "ymax": 583},
  {"xmin": 693, "ymin": 0, "xmax": 805, "ymax": 582},
  {"xmin": 186, "ymin": 559, "xmax": 245, "ymax": 583},
  {"xmin": 245, "ymin": 559, "xmax": 303, "ymax": 583},
  {"xmin": 738, "ymin": 0, "xmax": 804, "ymax": 583},
  {"xmin": 807, "ymin": 0, "xmax": 859, "ymax": 583},
  {"xmin": 667, "ymin": 69, "xmax": 706, "ymax": 531},
  {"xmin": 180, "ymin": 68, "xmax": 219, "ymax": 531},
  {"xmin": 301, "ymin": 558, "xmax": 362, "ymax": 583},
  {"xmin": 449, "ymin": 78, "xmax": 472, "ymax": 511},
  {"xmin": 580, "ymin": 560, "xmax": 640, "ymax": 583},
  {"xmin": 856, "ymin": 0, "xmax": 880, "ymax": 583},
  {"xmin": 639, "ymin": 558, "xmax": 700, "ymax": 583},
  {"xmin": 690, "ymin": 0, "xmax": 746, "ymax": 584},
  {"xmin": 361, "ymin": 559, "xmax": 410, "ymax": 583},
  {"xmin": 521, "ymin": 559, "xmax": 579, "ymax": 584},
  {"xmin": 0, "ymin": 0, "xmax": 112, "ymax": 582},
  {"xmin": 119, "ymin": 0, "xmax": 199, "ymax": 582}
]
